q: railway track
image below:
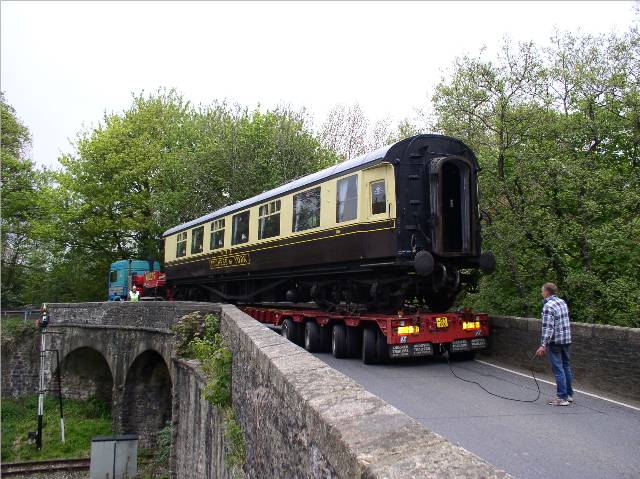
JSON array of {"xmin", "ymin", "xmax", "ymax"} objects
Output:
[{"xmin": 1, "ymin": 458, "xmax": 90, "ymax": 477}]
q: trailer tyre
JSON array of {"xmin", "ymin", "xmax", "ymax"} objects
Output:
[
  {"xmin": 332, "ymin": 324, "xmax": 347, "ymax": 358},
  {"xmin": 346, "ymin": 327, "xmax": 362, "ymax": 358},
  {"xmin": 282, "ymin": 319, "xmax": 297, "ymax": 344},
  {"xmin": 362, "ymin": 328, "xmax": 377, "ymax": 364},
  {"xmin": 376, "ymin": 329, "xmax": 389, "ymax": 363},
  {"xmin": 304, "ymin": 321, "xmax": 322, "ymax": 352}
]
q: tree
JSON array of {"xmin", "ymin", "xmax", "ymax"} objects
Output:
[
  {"xmin": 42, "ymin": 91, "xmax": 338, "ymax": 302},
  {"xmin": 431, "ymin": 30, "xmax": 640, "ymax": 326},
  {"xmin": 0, "ymin": 94, "xmax": 42, "ymax": 307},
  {"xmin": 319, "ymin": 103, "xmax": 370, "ymax": 162}
]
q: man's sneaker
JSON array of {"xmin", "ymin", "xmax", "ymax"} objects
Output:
[
  {"xmin": 548, "ymin": 397, "xmax": 570, "ymax": 406},
  {"xmin": 567, "ymin": 395, "xmax": 574, "ymax": 403}
]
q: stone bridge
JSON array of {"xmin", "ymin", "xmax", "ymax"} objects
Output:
[
  {"xmin": 43, "ymin": 302, "xmax": 218, "ymax": 447},
  {"xmin": 3, "ymin": 302, "xmax": 637, "ymax": 478}
]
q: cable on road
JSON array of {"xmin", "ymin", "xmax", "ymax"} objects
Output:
[{"xmin": 445, "ymin": 352, "xmax": 541, "ymax": 403}]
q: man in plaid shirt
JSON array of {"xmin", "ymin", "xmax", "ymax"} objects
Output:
[{"xmin": 535, "ymin": 282, "xmax": 574, "ymax": 406}]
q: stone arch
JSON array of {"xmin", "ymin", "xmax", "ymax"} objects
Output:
[
  {"xmin": 58, "ymin": 347, "xmax": 114, "ymax": 407},
  {"xmin": 122, "ymin": 350, "xmax": 172, "ymax": 447}
]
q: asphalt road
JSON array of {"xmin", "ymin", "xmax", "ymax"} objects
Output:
[{"xmin": 312, "ymin": 352, "xmax": 640, "ymax": 479}]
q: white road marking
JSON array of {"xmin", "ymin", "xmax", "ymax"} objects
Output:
[{"xmin": 474, "ymin": 359, "xmax": 640, "ymax": 412}]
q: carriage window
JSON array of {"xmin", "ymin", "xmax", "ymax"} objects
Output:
[
  {"xmin": 371, "ymin": 180, "xmax": 386, "ymax": 215},
  {"xmin": 191, "ymin": 226, "xmax": 204, "ymax": 254},
  {"xmin": 232, "ymin": 211, "xmax": 250, "ymax": 245},
  {"xmin": 293, "ymin": 187, "xmax": 321, "ymax": 232},
  {"xmin": 109, "ymin": 271, "xmax": 118, "ymax": 283},
  {"xmin": 176, "ymin": 231, "xmax": 187, "ymax": 258},
  {"xmin": 336, "ymin": 175, "xmax": 358, "ymax": 222},
  {"xmin": 210, "ymin": 219, "xmax": 225, "ymax": 250},
  {"xmin": 259, "ymin": 200, "xmax": 281, "ymax": 240}
]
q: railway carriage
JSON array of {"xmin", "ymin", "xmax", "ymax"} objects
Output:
[{"xmin": 162, "ymin": 134, "xmax": 495, "ymax": 312}]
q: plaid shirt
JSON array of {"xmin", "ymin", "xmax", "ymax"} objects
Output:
[{"xmin": 541, "ymin": 295, "xmax": 571, "ymax": 347}]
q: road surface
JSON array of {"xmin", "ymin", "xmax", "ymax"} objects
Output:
[{"xmin": 313, "ymin": 353, "xmax": 640, "ymax": 479}]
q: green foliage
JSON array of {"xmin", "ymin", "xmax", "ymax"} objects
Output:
[
  {"xmin": 1, "ymin": 317, "xmax": 37, "ymax": 350},
  {"xmin": 433, "ymin": 30, "xmax": 640, "ymax": 326},
  {"xmin": 196, "ymin": 337, "xmax": 232, "ymax": 408},
  {"xmin": 223, "ymin": 407, "xmax": 245, "ymax": 470},
  {"xmin": 176, "ymin": 312, "xmax": 232, "ymax": 408},
  {"xmin": 8, "ymin": 90, "xmax": 338, "ymax": 305},
  {"xmin": 139, "ymin": 422, "xmax": 172, "ymax": 479},
  {"xmin": 172, "ymin": 311, "xmax": 219, "ymax": 356},
  {"xmin": 0, "ymin": 93, "xmax": 44, "ymax": 308},
  {"xmin": 153, "ymin": 422, "xmax": 172, "ymax": 467},
  {"xmin": 1, "ymin": 395, "xmax": 112, "ymax": 461},
  {"xmin": 175, "ymin": 312, "xmax": 245, "ymax": 470}
]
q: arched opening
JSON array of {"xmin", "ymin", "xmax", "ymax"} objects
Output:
[
  {"xmin": 58, "ymin": 347, "xmax": 113, "ymax": 407},
  {"xmin": 122, "ymin": 350, "xmax": 172, "ymax": 448}
]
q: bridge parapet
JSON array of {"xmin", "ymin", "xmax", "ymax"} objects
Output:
[
  {"xmin": 47, "ymin": 301, "xmax": 219, "ymax": 331},
  {"xmin": 171, "ymin": 304, "xmax": 510, "ymax": 478},
  {"xmin": 486, "ymin": 315, "xmax": 640, "ymax": 404}
]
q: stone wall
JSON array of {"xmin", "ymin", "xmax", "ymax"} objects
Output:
[
  {"xmin": 485, "ymin": 315, "xmax": 640, "ymax": 403},
  {"xmin": 47, "ymin": 301, "xmax": 219, "ymax": 331},
  {"xmin": 44, "ymin": 301, "xmax": 219, "ymax": 447},
  {"xmin": 171, "ymin": 304, "xmax": 509, "ymax": 479},
  {"xmin": 171, "ymin": 359, "xmax": 236, "ymax": 479},
  {"xmin": 1, "ymin": 321, "xmax": 40, "ymax": 397}
]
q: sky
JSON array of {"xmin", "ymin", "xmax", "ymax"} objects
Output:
[{"xmin": 1, "ymin": 1, "xmax": 636, "ymax": 169}]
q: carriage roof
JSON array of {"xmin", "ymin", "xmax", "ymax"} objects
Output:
[{"xmin": 162, "ymin": 143, "xmax": 393, "ymax": 237}]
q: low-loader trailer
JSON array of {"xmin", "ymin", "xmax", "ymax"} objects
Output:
[{"xmin": 241, "ymin": 306, "xmax": 488, "ymax": 364}]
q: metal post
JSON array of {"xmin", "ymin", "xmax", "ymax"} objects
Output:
[
  {"xmin": 36, "ymin": 327, "xmax": 46, "ymax": 449},
  {"xmin": 55, "ymin": 349, "xmax": 65, "ymax": 443}
]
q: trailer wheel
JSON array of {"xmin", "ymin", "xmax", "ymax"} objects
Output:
[
  {"xmin": 332, "ymin": 324, "xmax": 347, "ymax": 358},
  {"xmin": 304, "ymin": 321, "xmax": 322, "ymax": 352},
  {"xmin": 346, "ymin": 327, "xmax": 362, "ymax": 358},
  {"xmin": 362, "ymin": 328, "xmax": 377, "ymax": 364},
  {"xmin": 376, "ymin": 329, "xmax": 389, "ymax": 363},
  {"xmin": 282, "ymin": 319, "xmax": 297, "ymax": 344}
]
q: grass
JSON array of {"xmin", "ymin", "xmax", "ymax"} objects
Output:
[{"xmin": 1, "ymin": 395, "xmax": 112, "ymax": 462}]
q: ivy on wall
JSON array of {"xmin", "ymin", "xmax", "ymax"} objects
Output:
[{"xmin": 173, "ymin": 312, "xmax": 245, "ymax": 472}]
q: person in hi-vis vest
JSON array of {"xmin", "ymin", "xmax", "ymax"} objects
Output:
[{"xmin": 128, "ymin": 285, "xmax": 140, "ymax": 302}]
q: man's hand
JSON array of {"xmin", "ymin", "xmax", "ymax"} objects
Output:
[{"xmin": 535, "ymin": 345, "xmax": 547, "ymax": 358}]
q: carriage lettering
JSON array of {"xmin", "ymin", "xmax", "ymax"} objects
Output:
[{"xmin": 209, "ymin": 253, "xmax": 250, "ymax": 269}]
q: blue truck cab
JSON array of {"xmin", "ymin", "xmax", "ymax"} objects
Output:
[{"xmin": 108, "ymin": 259, "xmax": 161, "ymax": 301}]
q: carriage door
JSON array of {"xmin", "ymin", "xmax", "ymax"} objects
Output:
[{"xmin": 429, "ymin": 157, "xmax": 471, "ymax": 254}]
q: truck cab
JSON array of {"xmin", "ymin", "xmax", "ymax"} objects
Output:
[{"xmin": 107, "ymin": 259, "xmax": 162, "ymax": 301}]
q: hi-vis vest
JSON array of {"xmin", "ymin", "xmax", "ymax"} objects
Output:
[{"xmin": 129, "ymin": 290, "xmax": 140, "ymax": 302}]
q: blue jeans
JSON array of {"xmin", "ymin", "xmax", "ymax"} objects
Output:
[{"xmin": 548, "ymin": 343, "xmax": 574, "ymax": 399}]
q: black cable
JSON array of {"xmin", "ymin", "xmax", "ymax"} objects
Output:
[{"xmin": 445, "ymin": 352, "xmax": 541, "ymax": 403}]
